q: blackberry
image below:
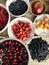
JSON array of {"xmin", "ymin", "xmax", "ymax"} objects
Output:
[
  {"xmin": 9, "ymin": 1, "xmax": 28, "ymax": 15},
  {"xmin": 28, "ymin": 38, "xmax": 49, "ymax": 62}
]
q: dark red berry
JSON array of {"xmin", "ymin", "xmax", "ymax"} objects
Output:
[{"xmin": 12, "ymin": 21, "xmax": 32, "ymax": 40}]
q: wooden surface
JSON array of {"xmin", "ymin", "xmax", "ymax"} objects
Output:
[{"xmin": 0, "ymin": 0, "xmax": 49, "ymax": 65}]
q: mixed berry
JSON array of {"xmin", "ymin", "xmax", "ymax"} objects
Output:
[
  {"xmin": 9, "ymin": 0, "xmax": 28, "ymax": 15},
  {"xmin": 0, "ymin": 6, "xmax": 9, "ymax": 31},
  {"xmin": 12, "ymin": 20, "xmax": 32, "ymax": 40},
  {"xmin": 0, "ymin": 40, "xmax": 29, "ymax": 65}
]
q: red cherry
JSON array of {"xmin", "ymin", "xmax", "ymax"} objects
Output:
[
  {"xmin": 22, "ymin": 37, "xmax": 26, "ymax": 40},
  {"xmin": 16, "ymin": 48, "xmax": 18, "ymax": 51},
  {"xmin": 5, "ymin": 42, "xmax": 8, "ymax": 45},
  {"xmin": 6, "ymin": 56, "xmax": 9, "ymax": 59},
  {"xmin": 9, "ymin": 56, "xmax": 12, "ymax": 59},
  {"xmin": 9, "ymin": 53, "xmax": 12, "ymax": 56},
  {"xmin": 3, "ymin": 43, "xmax": 5, "ymax": 46},
  {"xmin": 0, "ymin": 49, "xmax": 3, "ymax": 53},
  {"xmin": 17, "ymin": 51, "xmax": 19, "ymax": 54},
  {"xmin": 18, "ymin": 43, "xmax": 21, "ymax": 46},
  {"xmin": 11, "ymin": 42, "xmax": 14, "ymax": 46},
  {"xmin": 13, "ymin": 59, "xmax": 17, "ymax": 64},
  {"xmin": 8, "ymin": 41, "xmax": 12, "ymax": 45},
  {"xmin": 15, "ymin": 42, "xmax": 18, "ymax": 45},
  {"xmin": 24, "ymin": 54, "xmax": 27, "ymax": 57},
  {"xmin": 12, "ymin": 47, "xmax": 15, "ymax": 50},
  {"xmin": 26, "ymin": 27, "xmax": 29, "ymax": 31},
  {"xmin": 33, "ymin": 1, "xmax": 44, "ymax": 14},
  {"xmin": 12, "ymin": 21, "xmax": 32, "ymax": 40},
  {"xmin": 5, "ymin": 48, "xmax": 8, "ymax": 51},
  {"xmin": 18, "ymin": 56, "xmax": 22, "ymax": 59}
]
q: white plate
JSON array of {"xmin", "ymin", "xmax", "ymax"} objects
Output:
[
  {"xmin": 34, "ymin": 14, "xmax": 49, "ymax": 37},
  {"xmin": 8, "ymin": 17, "xmax": 35, "ymax": 44}
]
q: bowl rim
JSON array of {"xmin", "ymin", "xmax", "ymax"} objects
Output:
[
  {"xmin": 0, "ymin": 4, "xmax": 10, "ymax": 33},
  {"xmin": 0, "ymin": 37, "xmax": 31, "ymax": 65},
  {"xmin": 30, "ymin": 0, "xmax": 47, "ymax": 16},
  {"xmin": 6, "ymin": 0, "xmax": 30, "ymax": 17},
  {"xmin": 34, "ymin": 14, "xmax": 49, "ymax": 22}
]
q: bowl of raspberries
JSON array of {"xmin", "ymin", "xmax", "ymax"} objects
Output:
[
  {"xmin": 6, "ymin": 0, "xmax": 30, "ymax": 17},
  {"xmin": 0, "ymin": 4, "xmax": 10, "ymax": 33},
  {"xmin": 8, "ymin": 17, "xmax": 35, "ymax": 44},
  {"xmin": 0, "ymin": 38, "xmax": 31, "ymax": 65}
]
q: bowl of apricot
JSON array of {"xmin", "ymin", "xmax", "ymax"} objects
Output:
[{"xmin": 34, "ymin": 14, "xmax": 49, "ymax": 37}]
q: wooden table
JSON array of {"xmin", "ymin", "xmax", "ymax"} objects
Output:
[{"xmin": 0, "ymin": 0, "xmax": 49, "ymax": 65}]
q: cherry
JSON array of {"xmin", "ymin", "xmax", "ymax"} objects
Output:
[
  {"xmin": 0, "ymin": 49, "xmax": 3, "ymax": 53},
  {"xmin": 16, "ymin": 48, "xmax": 18, "ymax": 51},
  {"xmin": 12, "ymin": 20, "xmax": 32, "ymax": 40},
  {"xmin": 0, "ymin": 40, "xmax": 29, "ymax": 65},
  {"xmin": 8, "ymin": 41, "xmax": 12, "ymax": 45},
  {"xmin": 18, "ymin": 56, "xmax": 22, "ymax": 59}
]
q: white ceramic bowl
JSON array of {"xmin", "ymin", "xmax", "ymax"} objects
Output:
[
  {"xmin": 0, "ymin": 38, "xmax": 31, "ymax": 65},
  {"xmin": 8, "ymin": 17, "xmax": 35, "ymax": 44},
  {"xmin": 28, "ymin": 36, "xmax": 49, "ymax": 64},
  {"xmin": 6, "ymin": 0, "xmax": 30, "ymax": 17},
  {"xmin": 34, "ymin": 14, "xmax": 49, "ymax": 37},
  {"xmin": 0, "ymin": 4, "xmax": 10, "ymax": 33}
]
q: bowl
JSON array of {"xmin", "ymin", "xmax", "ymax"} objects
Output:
[
  {"xmin": 28, "ymin": 36, "xmax": 49, "ymax": 63},
  {"xmin": 8, "ymin": 17, "xmax": 35, "ymax": 44},
  {"xmin": 34, "ymin": 14, "xmax": 49, "ymax": 37},
  {"xmin": 6, "ymin": 0, "xmax": 30, "ymax": 17},
  {"xmin": 0, "ymin": 4, "xmax": 10, "ymax": 33},
  {"xmin": 0, "ymin": 38, "xmax": 31, "ymax": 65},
  {"xmin": 30, "ymin": 0, "xmax": 46, "ymax": 16}
]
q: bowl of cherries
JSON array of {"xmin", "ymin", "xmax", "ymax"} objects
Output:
[
  {"xmin": 0, "ymin": 38, "xmax": 31, "ymax": 65},
  {"xmin": 30, "ymin": 0, "xmax": 46, "ymax": 16},
  {"xmin": 8, "ymin": 17, "xmax": 35, "ymax": 44},
  {"xmin": 0, "ymin": 4, "xmax": 10, "ymax": 33}
]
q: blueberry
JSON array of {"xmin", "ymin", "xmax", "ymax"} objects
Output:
[
  {"xmin": 28, "ymin": 38, "xmax": 49, "ymax": 62},
  {"xmin": 9, "ymin": 1, "xmax": 28, "ymax": 15}
]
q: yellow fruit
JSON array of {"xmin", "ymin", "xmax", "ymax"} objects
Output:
[
  {"xmin": 44, "ymin": 17, "xmax": 49, "ymax": 21},
  {"xmin": 41, "ymin": 21, "xmax": 45, "ymax": 25},
  {"xmin": 45, "ymin": 23, "xmax": 49, "ymax": 27},
  {"xmin": 42, "ymin": 26, "xmax": 47, "ymax": 30},
  {"xmin": 35, "ymin": 20, "xmax": 40, "ymax": 25},
  {"xmin": 39, "ymin": 23, "xmax": 44, "ymax": 28},
  {"xmin": 36, "ymin": 25, "xmax": 41, "ymax": 30}
]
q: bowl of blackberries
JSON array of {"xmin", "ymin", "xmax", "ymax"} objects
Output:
[
  {"xmin": 6, "ymin": 0, "xmax": 30, "ymax": 17},
  {"xmin": 28, "ymin": 36, "xmax": 49, "ymax": 62},
  {"xmin": 0, "ymin": 38, "xmax": 31, "ymax": 65},
  {"xmin": 0, "ymin": 4, "xmax": 10, "ymax": 33}
]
